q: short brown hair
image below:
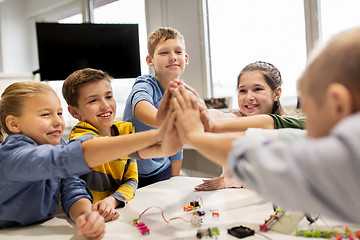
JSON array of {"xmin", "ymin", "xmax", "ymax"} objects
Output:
[
  {"xmin": 299, "ymin": 27, "xmax": 360, "ymax": 107},
  {"xmin": 62, "ymin": 68, "xmax": 112, "ymax": 107},
  {"xmin": 147, "ymin": 27, "xmax": 185, "ymax": 57},
  {"xmin": 0, "ymin": 81, "xmax": 55, "ymax": 142}
]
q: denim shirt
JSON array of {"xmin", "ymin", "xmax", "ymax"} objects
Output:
[{"xmin": 0, "ymin": 134, "xmax": 91, "ymax": 228}]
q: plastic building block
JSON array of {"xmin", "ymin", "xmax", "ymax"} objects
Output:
[
  {"xmin": 196, "ymin": 226, "xmax": 220, "ymax": 239},
  {"xmin": 259, "ymin": 208, "xmax": 285, "ymax": 232},
  {"xmin": 194, "ymin": 210, "xmax": 205, "ymax": 216},
  {"xmin": 296, "ymin": 229, "xmax": 340, "ymax": 238},
  {"xmin": 133, "ymin": 219, "xmax": 150, "ymax": 235},
  {"xmin": 212, "ymin": 211, "xmax": 219, "ymax": 218},
  {"xmin": 190, "ymin": 201, "xmax": 200, "ymax": 208},
  {"xmin": 191, "ymin": 215, "xmax": 202, "ymax": 227},
  {"xmin": 183, "ymin": 205, "xmax": 194, "ymax": 212}
]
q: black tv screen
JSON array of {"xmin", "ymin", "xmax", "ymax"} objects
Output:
[{"xmin": 36, "ymin": 22, "xmax": 141, "ymax": 81}]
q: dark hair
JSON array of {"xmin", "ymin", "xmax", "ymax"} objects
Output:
[
  {"xmin": 62, "ymin": 68, "xmax": 112, "ymax": 107},
  {"xmin": 237, "ymin": 61, "xmax": 284, "ymax": 115}
]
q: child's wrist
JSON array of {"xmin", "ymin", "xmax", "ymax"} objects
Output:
[{"xmin": 153, "ymin": 128, "xmax": 162, "ymax": 143}]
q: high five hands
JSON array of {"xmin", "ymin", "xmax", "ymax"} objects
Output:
[{"xmin": 157, "ymin": 80, "xmax": 208, "ymax": 146}]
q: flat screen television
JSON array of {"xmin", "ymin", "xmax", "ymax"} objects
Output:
[{"xmin": 36, "ymin": 22, "xmax": 141, "ymax": 81}]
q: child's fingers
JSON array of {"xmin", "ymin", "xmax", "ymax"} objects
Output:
[
  {"xmin": 97, "ymin": 202, "xmax": 108, "ymax": 215},
  {"xmin": 198, "ymin": 99, "xmax": 207, "ymax": 112},
  {"xmin": 91, "ymin": 202, "xmax": 99, "ymax": 212},
  {"xmin": 172, "ymin": 88, "xmax": 187, "ymax": 111},
  {"xmin": 162, "ymin": 89, "xmax": 171, "ymax": 104},
  {"xmin": 168, "ymin": 111, "xmax": 177, "ymax": 131},
  {"xmin": 172, "ymin": 94, "xmax": 184, "ymax": 115},
  {"xmin": 111, "ymin": 211, "xmax": 120, "ymax": 221},
  {"xmin": 99, "ymin": 204, "xmax": 112, "ymax": 220},
  {"xmin": 162, "ymin": 105, "xmax": 173, "ymax": 125},
  {"xmin": 76, "ymin": 215, "xmax": 86, "ymax": 235},
  {"xmin": 200, "ymin": 110, "xmax": 211, "ymax": 132},
  {"xmin": 85, "ymin": 218, "xmax": 105, "ymax": 240},
  {"xmin": 103, "ymin": 208, "xmax": 117, "ymax": 222},
  {"xmin": 183, "ymin": 81, "xmax": 200, "ymax": 97},
  {"xmin": 190, "ymin": 94, "xmax": 199, "ymax": 111},
  {"xmin": 80, "ymin": 212, "xmax": 105, "ymax": 238},
  {"xmin": 178, "ymin": 86, "xmax": 193, "ymax": 108}
]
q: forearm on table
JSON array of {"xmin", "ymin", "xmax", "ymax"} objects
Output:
[
  {"xmin": 187, "ymin": 132, "xmax": 244, "ymax": 166},
  {"xmin": 69, "ymin": 198, "xmax": 92, "ymax": 222},
  {"xmin": 212, "ymin": 114, "xmax": 275, "ymax": 133},
  {"xmin": 82, "ymin": 129, "xmax": 160, "ymax": 168}
]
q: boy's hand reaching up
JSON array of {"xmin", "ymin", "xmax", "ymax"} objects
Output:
[
  {"xmin": 156, "ymin": 81, "xmax": 181, "ymax": 126},
  {"xmin": 92, "ymin": 196, "xmax": 120, "ymax": 222},
  {"xmin": 76, "ymin": 211, "xmax": 105, "ymax": 240},
  {"xmin": 172, "ymin": 86, "xmax": 205, "ymax": 145},
  {"xmin": 159, "ymin": 107, "xmax": 183, "ymax": 156}
]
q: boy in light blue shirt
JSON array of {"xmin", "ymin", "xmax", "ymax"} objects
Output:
[{"xmin": 123, "ymin": 27, "xmax": 189, "ymax": 187}]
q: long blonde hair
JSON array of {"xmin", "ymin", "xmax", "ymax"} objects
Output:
[{"xmin": 0, "ymin": 81, "xmax": 55, "ymax": 142}]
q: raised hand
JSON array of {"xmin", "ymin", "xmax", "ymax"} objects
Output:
[
  {"xmin": 172, "ymin": 85, "xmax": 205, "ymax": 145},
  {"xmin": 159, "ymin": 108, "xmax": 183, "ymax": 156},
  {"xmin": 156, "ymin": 81, "xmax": 181, "ymax": 126}
]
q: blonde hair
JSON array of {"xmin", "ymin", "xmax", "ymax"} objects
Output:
[
  {"xmin": 147, "ymin": 27, "xmax": 185, "ymax": 57},
  {"xmin": 300, "ymin": 27, "xmax": 360, "ymax": 106},
  {"xmin": 62, "ymin": 68, "xmax": 112, "ymax": 107},
  {"xmin": 0, "ymin": 81, "xmax": 54, "ymax": 142}
]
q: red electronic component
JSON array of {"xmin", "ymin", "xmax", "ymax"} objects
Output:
[
  {"xmin": 259, "ymin": 208, "xmax": 285, "ymax": 232},
  {"xmin": 212, "ymin": 211, "xmax": 219, "ymax": 218},
  {"xmin": 133, "ymin": 219, "xmax": 150, "ymax": 235},
  {"xmin": 183, "ymin": 205, "xmax": 194, "ymax": 212}
]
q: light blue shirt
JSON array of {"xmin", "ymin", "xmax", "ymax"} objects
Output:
[
  {"xmin": 0, "ymin": 134, "xmax": 92, "ymax": 228},
  {"xmin": 228, "ymin": 113, "xmax": 360, "ymax": 223},
  {"xmin": 123, "ymin": 74, "xmax": 183, "ymax": 178}
]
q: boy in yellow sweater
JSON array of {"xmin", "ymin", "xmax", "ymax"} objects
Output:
[{"xmin": 62, "ymin": 68, "xmax": 181, "ymax": 222}]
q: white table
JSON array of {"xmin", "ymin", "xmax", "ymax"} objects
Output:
[{"xmin": 0, "ymin": 176, "xmax": 358, "ymax": 239}]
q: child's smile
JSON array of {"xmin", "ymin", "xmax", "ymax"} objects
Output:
[
  {"xmin": 98, "ymin": 111, "xmax": 112, "ymax": 118},
  {"xmin": 238, "ymin": 71, "xmax": 279, "ymax": 116},
  {"xmin": 72, "ymin": 80, "xmax": 116, "ymax": 136},
  {"xmin": 14, "ymin": 91, "xmax": 65, "ymax": 146},
  {"xmin": 244, "ymin": 103, "xmax": 260, "ymax": 111},
  {"xmin": 147, "ymin": 39, "xmax": 189, "ymax": 80}
]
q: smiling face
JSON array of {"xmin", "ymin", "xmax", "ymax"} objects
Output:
[
  {"xmin": 14, "ymin": 91, "xmax": 65, "ymax": 146},
  {"xmin": 69, "ymin": 79, "xmax": 116, "ymax": 136},
  {"xmin": 237, "ymin": 71, "xmax": 281, "ymax": 116},
  {"xmin": 147, "ymin": 39, "xmax": 189, "ymax": 81}
]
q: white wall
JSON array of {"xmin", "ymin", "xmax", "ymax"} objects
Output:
[
  {"xmin": 0, "ymin": 0, "xmax": 32, "ymax": 73},
  {"xmin": 146, "ymin": 0, "xmax": 209, "ymax": 97}
]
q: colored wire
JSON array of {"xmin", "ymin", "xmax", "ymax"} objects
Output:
[
  {"xmin": 193, "ymin": 196, "xmax": 219, "ymax": 213},
  {"xmin": 138, "ymin": 206, "xmax": 190, "ymax": 223}
]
